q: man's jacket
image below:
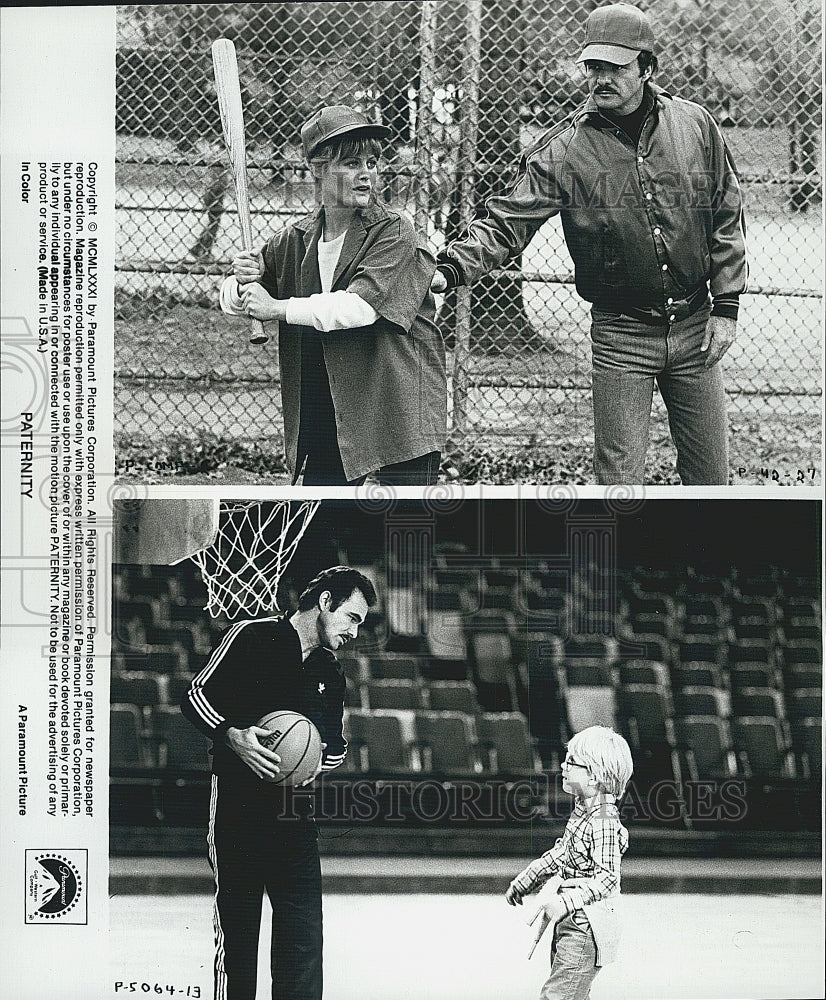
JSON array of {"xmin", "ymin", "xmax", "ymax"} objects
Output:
[{"xmin": 440, "ymin": 85, "xmax": 747, "ymax": 318}]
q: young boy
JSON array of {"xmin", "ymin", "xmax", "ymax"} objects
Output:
[
  {"xmin": 506, "ymin": 726, "xmax": 633, "ymax": 999},
  {"xmin": 219, "ymin": 105, "xmax": 447, "ymax": 486}
]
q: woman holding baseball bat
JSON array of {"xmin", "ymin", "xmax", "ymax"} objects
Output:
[{"xmin": 219, "ymin": 105, "xmax": 447, "ymax": 486}]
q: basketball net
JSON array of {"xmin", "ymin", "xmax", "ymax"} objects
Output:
[{"xmin": 189, "ymin": 501, "xmax": 320, "ymax": 619}]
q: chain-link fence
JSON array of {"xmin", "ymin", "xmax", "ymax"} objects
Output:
[{"xmin": 115, "ymin": 1, "xmax": 822, "ymax": 483}]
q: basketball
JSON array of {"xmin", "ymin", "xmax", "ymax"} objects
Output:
[{"xmin": 256, "ymin": 710, "xmax": 323, "ymax": 786}]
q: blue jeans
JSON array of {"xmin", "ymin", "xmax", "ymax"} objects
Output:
[
  {"xmin": 539, "ymin": 911, "xmax": 599, "ymax": 1000},
  {"xmin": 590, "ymin": 303, "xmax": 728, "ymax": 485}
]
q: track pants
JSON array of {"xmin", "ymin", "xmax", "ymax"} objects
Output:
[{"xmin": 208, "ymin": 775, "xmax": 323, "ymax": 1000}]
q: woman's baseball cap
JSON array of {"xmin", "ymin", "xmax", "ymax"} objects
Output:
[
  {"xmin": 577, "ymin": 3, "xmax": 656, "ymax": 65},
  {"xmin": 301, "ymin": 106, "xmax": 391, "ymax": 160}
]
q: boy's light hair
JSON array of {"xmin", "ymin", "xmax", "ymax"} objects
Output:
[{"xmin": 567, "ymin": 726, "xmax": 633, "ymax": 797}]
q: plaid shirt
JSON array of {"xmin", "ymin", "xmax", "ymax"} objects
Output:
[{"xmin": 511, "ymin": 794, "xmax": 628, "ymax": 916}]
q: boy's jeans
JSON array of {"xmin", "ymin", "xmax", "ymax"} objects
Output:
[
  {"xmin": 590, "ymin": 302, "xmax": 729, "ymax": 485},
  {"xmin": 539, "ymin": 910, "xmax": 599, "ymax": 1000}
]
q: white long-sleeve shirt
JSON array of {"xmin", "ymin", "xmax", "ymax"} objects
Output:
[{"xmin": 219, "ymin": 230, "xmax": 379, "ymax": 332}]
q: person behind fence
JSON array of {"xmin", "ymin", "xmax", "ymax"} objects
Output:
[
  {"xmin": 219, "ymin": 105, "xmax": 447, "ymax": 486},
  {"xmin": 180, "ymin": 566, "xmax": 378, "ymax": 1000},
  {"xmin": 432, "ymin": 2, "xmax": 747, "ymax": 485},
  {"xmin": 506, "ymin": 726, "xmax": 633, "ymax": 1000}
]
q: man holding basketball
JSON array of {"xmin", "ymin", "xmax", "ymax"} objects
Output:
[
  {"xmin": 433, "ymin": 3, "xmax": 747, "ymax": 485},
  {"xmin": 181, "ymin": 566, "xmax": 377, "ymax": 1000}
]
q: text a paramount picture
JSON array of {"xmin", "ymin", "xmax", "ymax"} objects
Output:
[{"xmin": 1, "ymin": 5, "xmax": 119, "ymax": 1000}]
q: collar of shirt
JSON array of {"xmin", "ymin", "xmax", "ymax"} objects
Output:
[
  {"xmin": 292, "ymin": 200, "xmax": 392, "ymax": 236},
  {"xmin": 580, "ymin": 81, "xmax": 663, "ymax": 126},
  {"xmin": 573, "ymin": 792, "xmax": 618, "ymax": 818}
]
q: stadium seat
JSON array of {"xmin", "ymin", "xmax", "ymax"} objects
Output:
[
  {"xmin": 618, "ymin": 659, "xmax": 670, "ymax": 690},
  {"xmin": 564, "ymin": 659, "xmax": 612, "ymax": 686},
  {"xmin": 524, "ymin": 585, "xmax": 568, "ymax": 623},
  {"xmin": 151, "ymin": 706, "xmax": 212, "ymax": 771},
  {"xmin": 736, "ymin": 574, "xmax": 781, "ymax": 599},
  {"xmin": 785, "ymin": 688, "xmax": 822, "ymax": 722},
  {"xmin": 343, "ymin": 682, "xmax": 363, "ymax": 709},
  {"xmin": 430, "ymin": 586, "xmax": 464, "ymax": 611},
  {"xmin": 728, "ymin": 642, "xmax": 774, "ymax": 667},
  {"xmin": 564, "ymin": 635, "xmax": 619, "ymax": 664},
  {"xmin": 365, "ymin": 679, "xmax": 423, "ymax": 711},
  {"xmin": 468, "ymin": 632, "xmax": 518, "ymax": 711},
  {"xmin": 783, "ymin": 643, "xmax": 822, "ymax": 667},
  {"xmin": 733, "ymin": 622, "xmax": 780, "ymax": 644},
  {"xmin": 143, "ymin": 647, "xmax": 187, "ymax": 674},
  {"xmin": 345, "ymin": 709, "xmax": 416, "ymax": 774},
  {"xmin": 791, "ymin": 717, "xmax": 822, "ymax": 778},
  {"xmin": 110, "ymin": 670, "xmax": 170, "ymax": 719},
  {"xmin": 675, "ymin": 716, "xmax": 737, "ymax": 780},
  {"xmin": 681, "ymin": 595, "xmax": 726, "ymax": 621},
  {"xmin": 730, "ymin": 596, "xmax": 775, "ymax": 626},
  {"xmin": 783, "ymin": 621, "xmax": 821, "ymax": 645},
  {"xmin": 565, "ymin": 684, "xmax": 617, "ymax": 733},
  {"xmin": 110, "ymin": 704, "xmax": 149, "ymax": 768},
  {"xmin": 478, "ymin": 585, "xmax": 518, "ymax": 615},
  {"xmin": 464, "ymin": 609, "xmax": 516, "ymax": 635},
  {"xmin": 423, "ymin": 608, "xmax": 468, "ymax": 679},
  {"xmin": 385, "ymin": 585, "xmax": 423, "ymax": 651},
  {"xmin": 783, "ymin": 663, "xmax": 822, "ymax": 691},
  {"xmin": 365, "ymin": 654, "xmax": 421, "ymax": 680},
  {"xmin": 165, "ymin": 672, "xmax": 196, "ymax": 706},
  {"xmin": 680, "ymin": 574, "xmax": 729, "ymax": 600},
  {"xmin": 625, "ymin": 613, "xmax": 676, "ymax": 640},
  {"xmin": 671, "ymin": 662, "xmax": 725, "ymax": 690},
  {"xmin": 116, "ymin": 597, "xmax": 160, "ymax": 630},
  {"xmin": 620, "ymin": 632, "xmax": 672, "ymax": 665},
  {"xmin": 730, "ymin": 716, "xmax": 794, "ymax": 777},
  {"xmin": 482, "ymin": 567, "xmax": 520, "ymax": 589},
  {"xmin": 618, "ymin": 684, "xmax": 675, "ymax": 748},
  {"xmin": 415, "ymin": 710, "xmax": 478, "ymax": 774},
  {"xmin": 476, "ymin": 713, "xmax": 538, "ymax": 774},
  {"xmin": 678, "ymin": 638, "xmax": 726, "ymax": 667},
  {"xmin": 427, "ymin": 680, "xmax": 479, "ymax": 714},
  {"xmin": 680, "ymin": 619, "xmax": 730, "ymax": 641},
  {"xmin": 729, "ymin": 663, "xmax": 780, "ymax": 691},
  {"xmin": 511, "ymin": 632, "xmax": 567, "ymax": 762},
  {"xmin": 732, "ymin": 686, "xmax": 786, "ymax": 720},
  {"xmin": 144, "ymin": 624, "xmax": 198, "ymax": 654},
  {"xmin": 676, "ymin": 685, "xmax": 730, "ymax": 720}
]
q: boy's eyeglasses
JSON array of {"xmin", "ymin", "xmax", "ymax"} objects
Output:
[{"xmin": 561, "ymin": 756, "xmax": 590, "ymax": 771}]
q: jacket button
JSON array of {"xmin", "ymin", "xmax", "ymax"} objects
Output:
[
  {"xmin": 646, "ymin": 192, "xmax": 653, "ymax": 200},
  {"xmin": 653, "ymin": 227, "xmax": 661, "ymax": 235},
  {"xmin": 662, "ymin": 264, "xmax": 668, "ymax": 271}
]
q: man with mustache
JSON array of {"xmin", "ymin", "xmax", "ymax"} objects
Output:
[
  {"xmin": 433, "ymin": 3, "xmax": 747, "ymax": 485},
  {"xmin": 181, "ymin": 565, "xmax": 377, "ymax": 999}
]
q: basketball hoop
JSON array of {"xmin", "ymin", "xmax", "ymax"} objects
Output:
[{"xmin": 189, "ymin": 500, "xmax": 321, "ymax": 619}]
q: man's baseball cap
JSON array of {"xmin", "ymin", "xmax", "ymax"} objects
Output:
[
  {"xmin": 576, "ymin": 3, "xmax": 656, "ymax": 65},
  {"xmin": 301, "ymin": 105, "xmax": 391, "ymax": 160}
]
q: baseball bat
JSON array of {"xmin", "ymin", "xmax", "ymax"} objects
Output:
[{"xmin": 211, "ymin": 38, "xmax": 267, "ymax": 345}]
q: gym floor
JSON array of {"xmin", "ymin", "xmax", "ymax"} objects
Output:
[{"xmin": 110, "ymin": 883, "xmax": 823, "ymax": 999}]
